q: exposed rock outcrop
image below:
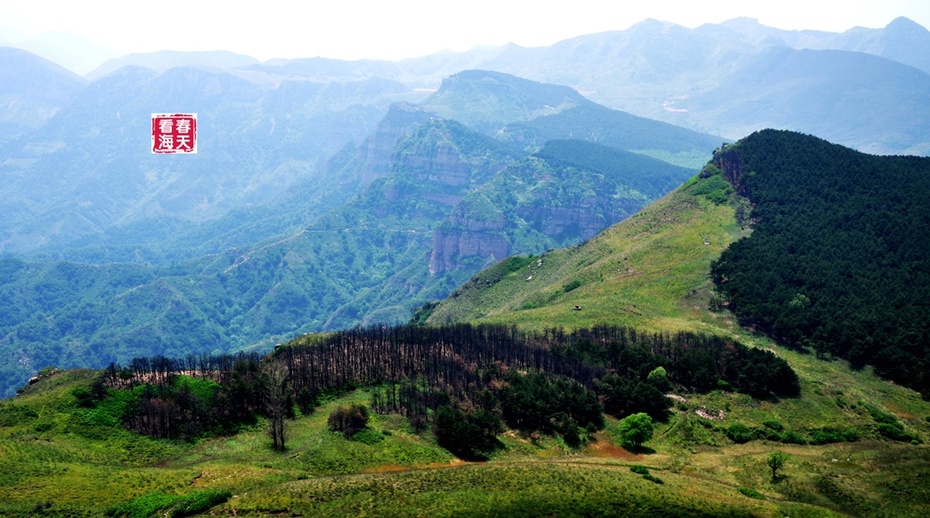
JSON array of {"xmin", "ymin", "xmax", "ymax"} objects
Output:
[
  {"xmin": 430, "ymin": 204, "xmax": 510, "ymax": 275},
  {"xmin": 359, "ymin": 103, "xmax": 438, "ymax": 185},
  {"xmin": 712, "ymin": 145, "xmax": 750, "ymax": 198}
]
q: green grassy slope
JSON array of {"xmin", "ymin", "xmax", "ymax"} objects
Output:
[
  {"xmin": 2, "ymin": 370, "xmax": 886, "ymax": 518},
  {"xmin": 426, "ymin": 172, "xmax": 743, "ymax": 333},
  {"xmin": 422, "ymin": 158, "xmax": 930, "ymax": 515}
]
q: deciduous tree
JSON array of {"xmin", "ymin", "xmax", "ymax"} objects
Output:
[
  {"xmin": 767, "ymin": 451, "xmax": 788, "ymax": 482},
  {"xmin": 618, "ymin": 412, "xmax": 653, "ymax": 450}
]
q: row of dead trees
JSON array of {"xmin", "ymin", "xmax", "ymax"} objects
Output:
[{"xmin": 99, "ymin": 324, "xmax": 798, "ymax": 446}]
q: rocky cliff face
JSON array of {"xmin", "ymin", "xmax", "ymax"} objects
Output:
[
  {"xmin": 428, "ymin": 154, "xmax": 653, "ymax": 275},
  {"xmin": 429, "ymin": 193, "xmax": 510, "ymax": 275},
  {"xmin": 518, "ymin": 199, "xmax": 641, "ymax": 242},
  {"xmin": 712, "ymin": 144, "xmax": 750, "ymax": 198},
  {"xmin": 359, "ymin": 102, "xmax": 438, "ymax": 185},
  {"xmin": 392, "ymin": 127, "xmax": 473, "ymax": 189},
  {"xmin": 430, "ymin": 224, "xmax": 511, "ymax": 275}
]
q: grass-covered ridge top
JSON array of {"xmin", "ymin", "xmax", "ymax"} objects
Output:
[
  {"xmin": 4, "ymin": 342, "xmax": 930, "ymax": 516},
  {"xmin": 424, "ymin": 159, "xmax": 743, "ymax": 331}
]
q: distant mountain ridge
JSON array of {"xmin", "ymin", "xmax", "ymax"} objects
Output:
[
  {"xmin": 86, "ymin": 50, "xmax": 261, "ymax": 80},
  {"xmin": 0, "ymin": 47, "xmax": 86, "ymax": 144},
  {"xmin": 9, "ymin": 16, "xmax": 930, "ymax": 156},
  {"xmin": 0, "ymin": 62, "xmax": 415, "ymax": 258},
  {"xmin": 0, "ymin": 71, "xmax": 716, "ymax": 397},
  {"xmin": 810, "ymin": 16, "xmax": 930, "ymax": 74},
  {"xmin": 3, "ymin": 16, "xmax": 928, "ymax": 258},
  {"xmin": 2, "ymin": 16, "xmax": 930, "ymax": 392}
]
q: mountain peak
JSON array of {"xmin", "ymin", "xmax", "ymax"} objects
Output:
[
  {"xmin": 424, "ymin": 70, "xmax": 585, "ymax": 131},
  {"xmin": 887, "ymin": 16, "xmax": 925, "ymax": 31},
  {"xmin": 86, "ymin": 50, "xmax": 260, "ymax": 80},
  {"xmin": 719, "ymin": 17, "xmax": 764, "ymax": 29}
]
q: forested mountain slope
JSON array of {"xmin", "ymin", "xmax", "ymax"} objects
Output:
[
  {"xmin": 709, "ymin": 130, "xmax": 930, "ymax": 397},
  {"xmin": 427, "ymin": 129, "xmax": 930, "ymax": 400},
  {"xmin": 0, "ymin": 73, "xmax": 712, "ymax": 397}
]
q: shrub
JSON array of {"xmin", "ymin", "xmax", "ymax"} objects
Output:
[
  {"xmin": 646, "ymin": 366, "xmax": 670, "ymax": 392},
  {"xmin": 762, "ymin": 420, "xmax": 784, "ymax": 432},
  {"xmin": 738, "ymin": 487, "xmax": 764, "ymax": 499},
  {"xmin": 350, "ymin": 428, "xmax": 385, "ymax": 445},
  {"xmin": 434, "ymin": 405, "xmax": 503, "ymax": 460},
  {"xmin": 809, "ymin": 428, "xmax": 848, "ymax": 445},
  {"xmin": 596, "ymin": 375, "xmax": 670, "ymax": 421},
  {"xmin": 72, "ymin": 387, "xmax": 95, "ymax": 408},
  {"xmin": 779, "ymin": 431, "xmax": 806, "ymax": 444},
  {"xmin": 170, "ymin": 490, "xmax": 232, "ymax": 517},
  {"xmin": 642, "ymin": 474, "xmax": 664, "ymax": 484},
  {"xmin": 878, "ymin": 422, "xmax": 920, "ymax": 443},
  {"xmin": 327, "ymin": 404, "xmax": 370, "ymax": 438},
  {"xmin": 105, "ymin": 492, "xmax": 177, "ymax": 518},
  {"xmin": 629, "ymin": 465, "xmax": 649, "ymax": 475},
  {"xmin": 725, "ymin": 423, "xmax": 754, "ymax": 444},
  {"xmin": 866, "ymin": 405, "xmax": 899, "ymax": 425}
]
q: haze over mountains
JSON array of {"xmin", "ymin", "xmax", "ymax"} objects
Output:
[
  {"xmin": 1, "ymin": 16, "xmax": 929, "ymax": 395},
  {"xmin": 0, "ymin": 67, "xmax": 715, "ymax": 396},
  {"xmin": 6, "ymin": 16, "xmax": 930, "ymax": 151}
]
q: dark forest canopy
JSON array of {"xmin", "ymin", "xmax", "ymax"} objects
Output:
[{"xmin": 710, "ymin": 130, "xmax": 930, "ymax": 398}]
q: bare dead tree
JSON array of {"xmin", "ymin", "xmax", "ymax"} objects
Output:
[{"xmin": 262, "ymin": 358, "xmax": 290, "ymax": 451}]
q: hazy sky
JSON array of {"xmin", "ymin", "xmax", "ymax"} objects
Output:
[{"xmin": 2, "ymin": 0, "xmax": 929, "ymax": 62}]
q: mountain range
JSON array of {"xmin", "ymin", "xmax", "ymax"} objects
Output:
[
  {"xmin": 3, "ymin": 16, "xmax": 929, "ymax": 255},
  {"xmin": 1, "ymin": 16, "xmax": 929, "ymax": 395},
  {"xmin": 2, "ymin": 16, "xmax": 930, "ymax": 515},
  {"xmin": 2, "ymin": 129, "xmax": 928, "ymax": 517},
  {"xmin": 0, "ymin": 70, "xmax": 715, "ymax": 396}
]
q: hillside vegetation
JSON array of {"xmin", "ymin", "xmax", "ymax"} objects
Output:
[
  {"xmin": 0, "ymin": 72, "xmax": 708, "ymax": 397},
  {"xmin": 709, "ymin": 130, "xmax": 930, "ymax": 398},
  {"xmin": 424, "ymin": 162, "xmax": 741, "ymax": 332},
  {"xmin": 5, "ymin": 359, "xmax": 927, "ymax": 517},
  {"xmin": 3, "ymin": 131, "xmax": 929, "ymax": 516}
]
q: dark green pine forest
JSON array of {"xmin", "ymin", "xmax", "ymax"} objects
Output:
[{"xmin": 710, "ymin": 130, "xmax": 930, "ymax": 398}]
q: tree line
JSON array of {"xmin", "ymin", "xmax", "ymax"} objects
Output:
[{"xmin": 90, "ymin": 323, "xmax": 798, "ymax": 454}]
